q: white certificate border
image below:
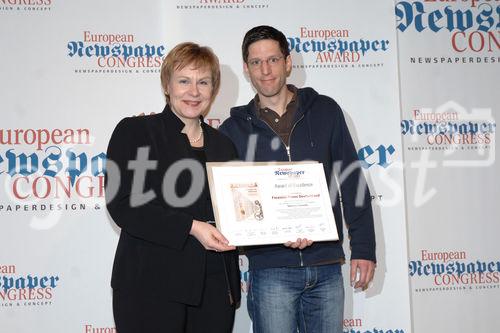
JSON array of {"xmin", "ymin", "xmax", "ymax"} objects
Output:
[{"xmin": 206, "ymin": 161, "xmax": 339, "ymax": 246}]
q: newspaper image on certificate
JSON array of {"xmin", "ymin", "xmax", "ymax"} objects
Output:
[{"xmin": 207, "ymin": 162, "xmax": 339, "ymax": 246}]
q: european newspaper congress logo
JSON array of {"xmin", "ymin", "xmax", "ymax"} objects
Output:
[
  {"xmin": 83, "ymin": 325, "xmax": 116, "ymax": 333},
  {"xmin": 401, "ymin": 101, "xmax": 496, "ymax": 167},
  {"xmin": 0, "ymin": 127, "xmax": 107, "ymax": 217},
  {"xmin": 343, "ymin": 318, "xmax": 405, "ymax": 333},
  {"xmin": 0, "ymin": 264, "xmax": 60, "ymax": 308},
  {"xmin": 0, "ymin": 0, "xmax": 52, "ymax": 12},
  {"xmin": 67, "ymin": 31, "xmax": 166, "ymax": 74},
  {"xmin": 176, "ymin": 0, "xmax": 269, "ymax": 10},
  {"xmin": 410, "ymin": 249, "xmax": 500, "ymax": 293},
  {"xmin": 396, "ymin": 1, "xmax": 500, "ymax": 64},
  {"xmin": 287, "ymin": 26, "xmax": 391, "ymax": 70}
]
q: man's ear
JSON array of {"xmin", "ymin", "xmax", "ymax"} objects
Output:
[{"xmin": 285, "ymin": 55, "xmax": 292, "ymax": 76}]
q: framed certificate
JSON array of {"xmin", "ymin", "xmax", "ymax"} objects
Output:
[{"xmin": 206, "ymin": 162, "xmax": 339, "ymax": 246}]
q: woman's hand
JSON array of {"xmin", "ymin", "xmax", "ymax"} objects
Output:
[{"xmin": 190, "ymin": 220, "xmax": 236, "ymax": 252}]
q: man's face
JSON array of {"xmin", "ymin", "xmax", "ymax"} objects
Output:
[{"xmin": 244, "ymin": 39, "xmax": 291, "ymax": 99}]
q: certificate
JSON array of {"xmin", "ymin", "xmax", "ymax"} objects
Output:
[{"xmin": 206, "ymin": 162, "xmax": 339, "ymax": 246}]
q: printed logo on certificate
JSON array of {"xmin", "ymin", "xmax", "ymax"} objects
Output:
[{"xmin": 207, "ymin": 162, "xmax": 339, "ymax": 246}]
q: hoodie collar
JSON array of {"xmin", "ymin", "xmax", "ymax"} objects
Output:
[{"xmin": 230, "ymin": 86, "xmax": 319, "ymax": 122}]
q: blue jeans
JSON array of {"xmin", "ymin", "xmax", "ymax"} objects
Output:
[{"xmin": 247, "ymin": 264, "xmax": 344, "ymax": 333}]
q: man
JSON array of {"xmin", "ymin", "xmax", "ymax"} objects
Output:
[{"xmin": 219, "ymin": 25, "xmax": 376, "ymax": 333}]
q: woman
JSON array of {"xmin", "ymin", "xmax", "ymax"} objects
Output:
[{"xmin": 105, "ymin": 42, "xmax": 240, "ymax": 333}]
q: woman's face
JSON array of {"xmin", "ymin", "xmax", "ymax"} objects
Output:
[{"xmin": 166, "ymin": 64, "xmax": 213, "ymax": 123}]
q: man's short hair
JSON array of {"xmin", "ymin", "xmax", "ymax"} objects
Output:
[
  {"xmin": 241, "ymin": 25, "xmax": 290, "ymax": 63},
  {"xmin": 160, "ymin": 42, "xmax": 220, "ymax": 103}
]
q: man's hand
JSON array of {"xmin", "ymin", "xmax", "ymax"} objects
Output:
[
  {"xmin": 350, "ymin": 259, "xmax": 375, "ymax": 290},
  {"xmin": 284, "ymin": 238, "xmax": 313, "ymax": 250},
  {"xmin": 133, "ymin": 112, "xmax": 156, "ymax": 117},
  {"xmin": 190, "ymin": 220, "xmax": 236, "ymax": 252}
]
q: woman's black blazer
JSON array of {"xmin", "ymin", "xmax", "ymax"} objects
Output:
[{"xmin": 105, "ymin": 105, "xmax": 241, "ymax": 306}]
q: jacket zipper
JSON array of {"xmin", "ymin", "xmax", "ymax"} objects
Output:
[
  {"xmin": 256, "ymin": 114, "xmax": 306, "ymax": 266},
  {"xmin": 258, "ymin": 114, "xmax": 305, "ymax": 161}
]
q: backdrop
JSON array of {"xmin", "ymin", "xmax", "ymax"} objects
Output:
[
  {"xmin": 397, "ymin": 1, "xmax": 499, "ymax": 332},
  {"xmin": 1, "ymin": 1, "xmax": 497, "ymax": 332}
]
